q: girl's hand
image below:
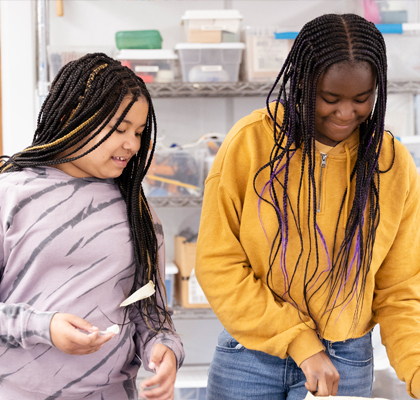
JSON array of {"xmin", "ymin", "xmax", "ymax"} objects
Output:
[
  {"xmin": 300, "ymin": 350, "xmax": 340, "ymax": 396},
  {"xmin": 50, "ymin": 313, "xmax": 115, "ymax": 355},
  {"xmin": 140, "ymin": 344, "xmax": 177, "ymax": 399}
]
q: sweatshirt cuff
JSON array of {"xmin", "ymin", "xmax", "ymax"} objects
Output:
[
  {"xmin": 409, "ymin": 368, "xmax": 420, "ymax": 398},
  {"xmin": 287, "ymin": 329, "xmax": 325, "ymax": 367},
  {"xmin": 23, "ymin": 309, "xmax": 57, "ymax": 348}
]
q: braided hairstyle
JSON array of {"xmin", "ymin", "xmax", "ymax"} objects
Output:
[
  {"xmin": 254, "ymin": 14, "xmax": 391, "ymax": 332},
  {"xmin": 0, "ymin": 53, "xmax": 171, "ymax": 337}
]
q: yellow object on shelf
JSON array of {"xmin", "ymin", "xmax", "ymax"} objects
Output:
[{"xmin": 56, "ymin": 0, "xmax": 63, "ymax": 17}]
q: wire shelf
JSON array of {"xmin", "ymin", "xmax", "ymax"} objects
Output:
[{"xmin": 147, "ymin": 80, "xmax": 420, "ymax": 98}]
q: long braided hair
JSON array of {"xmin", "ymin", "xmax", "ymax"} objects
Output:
[
  {"xmin": 0, "ymin": 53, "xmax": 171, "ymax": 336},
  {"xmin": 255, "ymin": 14, "xmax": 391, "ymax": 332}
]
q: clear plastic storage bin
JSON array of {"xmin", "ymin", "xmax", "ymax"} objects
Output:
[
  {"xmin": 47, "ymin": 45, "xmax": 114, "ymax": 81},
  {"xmin": 244, "ymin": 27, "xmax": 295, "ymax": 82},
  {"xmin": 116, "ymin": 49, "xmax": 179, "ymax": 83},
  {"xmin": 175, "ymin": 43, "xmax": 245, "ymax": 82},
  {"xmin": 181, "ymin": 9, "xmax": 242, "ymax": 43},
  {"xmin": 384, "ymin": 33, "xmax": 420, "ymax": 81},
  {"xmin": 145, "ymin": 148, "xmax": 206, "ymax": 197}
]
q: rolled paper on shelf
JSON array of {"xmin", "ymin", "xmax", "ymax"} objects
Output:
[{"xmin": 119, "ymin": 280, "xmax": 156, "ymax": 307}]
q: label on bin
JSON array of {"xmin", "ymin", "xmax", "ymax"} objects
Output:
[
  {"xmin": 135, "ymin": 66, "xmax": 160, "ymax": 73},
  {"xmin": 189, "ymin": 268, "xmax": 209, "ymax": 304},
  {"xmin": 201, "ymin": 65, "xmax": 223, "ymax": 72},
  {"xmin": 201, "ymin": 25, "xmax": 225, "ymax": 31}
]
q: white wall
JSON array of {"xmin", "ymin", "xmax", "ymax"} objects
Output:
[{"xmin": 1, "ymin": 0, "xmax": 37, "ymax": 156}]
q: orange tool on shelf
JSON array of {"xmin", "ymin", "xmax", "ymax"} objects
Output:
[{"xmin": 56, "ymin": 0, "xmax": 63, "ymax": 17}]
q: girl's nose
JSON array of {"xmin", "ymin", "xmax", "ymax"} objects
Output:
[
  {"xmin": 335, "ymin": 103, "xmax": 354, "ymax": 121},
  {"xmin": 123, "ymin": 132, "xmax": 140, "ymax": 152}
]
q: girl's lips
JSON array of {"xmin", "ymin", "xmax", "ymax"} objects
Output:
[
  {"xmin": 112, "ymin": 156, "xmax": 128, "ymax": 167},
  {"xmin": 330, "ymin": 122, "xmax": 352, "ymax": 129}
]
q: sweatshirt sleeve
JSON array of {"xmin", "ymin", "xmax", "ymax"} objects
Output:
[
  {"xmin": 0, "ymin": 303, "xmax": 56, "ymax": 348},
  {"xmin": 129, "ymin": 213, "xmax": 185, "ymax": 372},
  {"xmin": 373, "ymin": 162, "xmax": 420, "ymax": 399},
  {"xmin": 0, "ymin": 215, "xmax": 56, "ymax": 350},
  {"xmin": 196, "ymin": 173, "xmax": 324, "ymax": 366}
]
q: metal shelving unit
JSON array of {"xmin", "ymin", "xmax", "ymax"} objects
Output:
[
  {"xmin": 147, "ymin": 80, "xmax": 420, "ymax": 98},
  {"xmin": 146, "ymin": 80, "xmax": 420, "ymax": 207},
  {"xmin": 148, "ymin": 196, "xmax": 203, "ymax": 208}
]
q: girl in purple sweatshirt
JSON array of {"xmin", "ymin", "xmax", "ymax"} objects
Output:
[{"xmin": 0, "ymin": 53, "xmax": 184, "ymax": 399}]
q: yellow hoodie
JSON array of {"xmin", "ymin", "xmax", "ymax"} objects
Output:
[{"xmin": 196, "ymin": 103, "xmax": 420, "ymax": 397}]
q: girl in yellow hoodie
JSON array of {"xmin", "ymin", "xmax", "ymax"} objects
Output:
[{"xmin": 196, "ymin": 13, "xmax": 420, "ymax": 400}]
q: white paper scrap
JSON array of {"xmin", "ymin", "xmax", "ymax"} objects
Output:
[
  {"xmin": 304, "ymin": 392, "xmax": 390, "ymax": 400},
  {"xmin": 99, "ymin": 324, "xmax": 120, "ymax": 335},
  {"xmin": 119, "ymin": 280, "xmax": 155, "ymax": 307}
]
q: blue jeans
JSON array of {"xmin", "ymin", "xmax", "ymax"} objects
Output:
[{"xmin": 207, "ymin": 329, "xmax": 374, "ymax": 400}]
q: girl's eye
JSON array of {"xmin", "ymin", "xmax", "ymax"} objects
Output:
[
  {"xmin": 355, "ymin": 98, "xmax": 369, "ymax": 104},
  {"xmin": 116, "ymin": 129, "xmax": 125, "ymax": 134},
  {"xmin": 322, "ymin": 98, "xmax": 338, "ymax": 104},
  {"xmin": 136, "ymin": 131, "xmax": 144, "ymax": 137}
]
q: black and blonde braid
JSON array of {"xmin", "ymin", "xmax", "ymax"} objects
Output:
[{"xmin": 1, "ymin": 53, "xmax": 171, "ymax": 337}]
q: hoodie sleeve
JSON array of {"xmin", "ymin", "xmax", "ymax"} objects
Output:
[
  {"xmin": 196, "ymin": 172, "xmax": 324, "ymax": 366},
  {"xmin": 129, "ymin": 211, "xmax": 185, "ymax": 372},
  {"xmin": 373, "ymin": 159, "xmax": 420, "ymax": 399}
]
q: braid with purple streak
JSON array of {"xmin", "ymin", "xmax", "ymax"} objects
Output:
[{"xmin": 253, "ymin": 14, "xmax": 394, "ymax": 333}]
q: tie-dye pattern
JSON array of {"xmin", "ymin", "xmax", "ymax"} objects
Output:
[{"xmin": 0, "ymin": 167, "xmax": 184, "ymax": 399}]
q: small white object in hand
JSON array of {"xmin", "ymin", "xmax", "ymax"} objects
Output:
[
  {"xmin": 99, "ymin": 324, "xmax": 120, "ymax": 335},
  {"xmin": 119, "ymin": 280, "xmax": 155, "ymax": 307}
]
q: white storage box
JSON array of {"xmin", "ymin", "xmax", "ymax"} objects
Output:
[
  {"xmin": 384, "ymin": 33, "xmax": 420, "ymax": 81},
  {"xmin": 181, "ymin": 9, "xmax": 243, "ymax": 43},
  {"xmin": 116, "ymin": 49, "xmax": 179, "ymax": 83},
  {"xmin": 165, "ymin": 262, "xmax": 178, "ymax": 308},
  {"xmin": 175, "ymin": 43, "xmax": 245, "ymax": 82},
  {"xmin": 47, "ymin": 45, "xmax": 115, "ymax": 81},
  {"xmin": 244, "ymin": 27, "xmax": 296, "ymax": 82}
]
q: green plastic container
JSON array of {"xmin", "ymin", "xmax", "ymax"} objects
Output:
[{"xmin": 115, "ymin": 30, "xmax": 162, "ymax": 50}]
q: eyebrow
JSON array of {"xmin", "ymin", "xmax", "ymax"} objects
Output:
[
  {"xmin": 321, "ymin": 88, "xmax": 375, "ymax": 97},
  {"xmin": 118, "ymin": 119, "xmax": 147, "ymax": 128}
]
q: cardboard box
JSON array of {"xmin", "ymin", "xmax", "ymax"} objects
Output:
[
  {"xmin": 174, "ymin": 235, "xmax": 210, "ymax": 308},
  {"xmin": 181, "ymin": 9, "xmax": 242, "ymax": 43}
]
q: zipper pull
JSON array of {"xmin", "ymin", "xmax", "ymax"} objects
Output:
[{"xmin": 317, "ymin": 154, "xmax": 327, "ymax": 213}]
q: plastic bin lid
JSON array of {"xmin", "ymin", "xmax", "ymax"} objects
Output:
[
  {"xmin": 175, "ymin": 42, "xmax": 245, "ymax": 50},
  {"xmin": 116, "ymin": 49, "xmax": 178, "ymax": 60},
  {"xmin": 181, "ymin": 9, "xmax": 243, "ymax": 21},
  {"xmin": 165, "ymin": 262, "xmax": 179, "ymax": 275}
]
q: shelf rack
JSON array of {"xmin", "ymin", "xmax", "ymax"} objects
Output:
[
  {"xmin": 146, "ymin": 80, "xmax": 420, "ymax": 207},
  {"xmin": 147, "ymin": 196, "xmax": 203, "ymax": 208},
  {"xmin": 147, "ymin": 80, "xmax": 420, "ymax": 98}
]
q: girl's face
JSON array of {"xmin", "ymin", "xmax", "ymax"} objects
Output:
[
  {"xmin": 56, "ymin": 95, "xmax": 149, "ymax": 179},
  {"xmin": 314, "ymin": 61, "xmax": 377, "ymax": 147}
]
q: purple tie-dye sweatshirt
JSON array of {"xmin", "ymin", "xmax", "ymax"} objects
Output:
[{"xmin": 0, "ymin": 166, "xmax": 184, "ymax": 399}]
